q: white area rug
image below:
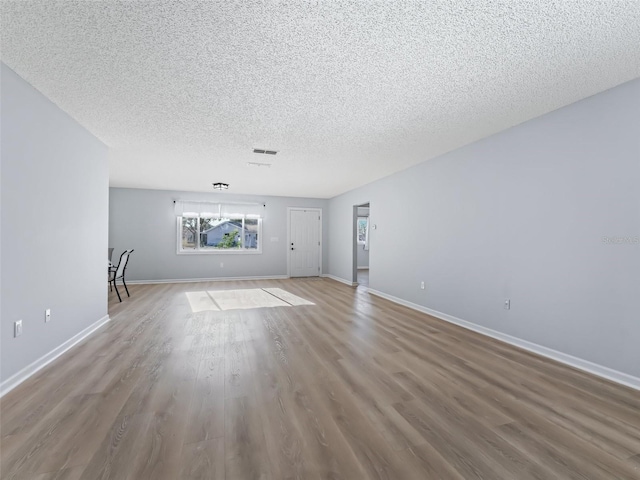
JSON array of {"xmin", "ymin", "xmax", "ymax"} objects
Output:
[
  {"xmin": 185, "ymin": 288, "xmax": 314, "ymax": 312},
  {"xmin": 262, "ymin": 288, "xmax": 315, "ymax": 306},
  {"xmin": 185, "ymin": 291, "xmax": 220, "ymax": 312}
]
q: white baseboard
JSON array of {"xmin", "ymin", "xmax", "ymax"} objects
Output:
[
  {"xmin": 367, "ymin": 289, "xmax": 640, "ymax": 391},
  {"xmin": 0, "ymin": 314, "xmax": 111, "ymax": 398},
  {"xmin": 321, "ymin": 274, "xmax": 358, "ymax": 287},
  {"xmin": 127, "ymin": 275, "xmax": 290, "ymax": 285}
]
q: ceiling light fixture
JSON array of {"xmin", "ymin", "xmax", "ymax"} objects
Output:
[
  {"xmin": 212, "ymin": 182, "xmax": 229, "ymax": 190},
  {"xmin": 247, "ymin": 161, "xmax": 271, "ymax": 167},
  {"xmin": 253, "ymin": 148, "xmax": 278, "ymax": 155}
]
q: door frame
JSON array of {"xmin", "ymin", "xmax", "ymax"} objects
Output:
[
  {"xmin": 353, "ymin": 202, "xmax": 370, "ymax": 285},
  {"xmin": 287, "ymin": 207, "xmax": 323, "ymax": 278}
]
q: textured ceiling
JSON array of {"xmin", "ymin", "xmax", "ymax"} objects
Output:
[{"xmin": 2, "ymin": 1, "xmax": 639, "ymax": 198}]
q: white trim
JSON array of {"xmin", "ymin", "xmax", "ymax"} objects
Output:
[
  {"xmin": 357, "ymin": 266, "xmax": 370, "ymax": 270},
  {"xmin": 177, "ymin": 249, "xmax": 263, "ymax": 255},
  {"xmin": 367, "ymin": 289, "xmax": 640, "ymax": 391},
  {"xmin": 321, "ymin": 274, "xmax": 358, "ymax": 287},
  {"xmin": 0, "ymin": 314, "xmax": 111, "ymax": 398},
  {"xmin": 127, "ymin": 275, "xmax": 289, "ymax": 285},
  {"xmin": 287, "ymin": 207, "xmax": 323, "ymax": 278}
]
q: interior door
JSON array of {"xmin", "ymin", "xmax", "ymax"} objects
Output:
[{"xmin": 289, "ymin": 209, "xmax": 321, "ymax": 277}]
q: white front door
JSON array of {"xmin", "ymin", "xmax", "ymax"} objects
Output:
[{"xmin": 289, "ymin": 208, "xmax": 321, "ymax": 277}]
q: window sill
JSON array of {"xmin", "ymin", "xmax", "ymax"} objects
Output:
[{"xmin": 177, "ymin": 249, "xmax": 262, "ymax": 255}]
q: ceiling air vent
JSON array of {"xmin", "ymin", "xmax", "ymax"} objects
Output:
[
  {"xmin": 247, "ymin": 161, "xmax": 271, "ymax": 167},
  {"xmin": 253, "ymin": 148, "xmax": 278, "ymax": 155}
]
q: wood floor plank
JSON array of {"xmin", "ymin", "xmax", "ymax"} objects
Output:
[
  {"xmin": 262, "ymin": 310, "xmax": 372, "ymax": 479},
  {"xmin": 29, "ymin": 465, "xmax": 86, "ymax": 480},
  {"xmin": 247, "ymin": 339, "xmax": 313, "ymax": 480},
  {"xmin": 184, "ymin": 354, "xmax": 225, "ymax": 445},
  {"xmin": 377, "ymin": 349, "xmax": 514, "ymax": 428},
  {"xmin": 223, "ymin": 314, "xmax": 256, "ymax": 400},
  {"xmin": 387, "ymin": 320, "xmax": 640, "ymax": 465},
  {"xmin": 495, "ymin": 421, "xmax": 605, "ymax": 480},
  {"xmin": 315, "ymin": 379, "xmax": 422, "ymax": 480},
  {"xmin": 78, "ymin": 412, "xmax": 154, "ymax": 480},
  {"xmin": 483, "ymin": 384, "xmax": 640, "ymax": 479},
  {"xmin": 1, "ymin": 278, "xmax": 638, "ymax": 479},
  {"xmin": 1, "ymin": 394, "xmax": 94, "ymax": 476},
  {"xmin": 180, "ymin": 438, "xmax": 225, "ymax": 480},
  {"xmin": 396, "ymin": 444, "xmax": 466, "ymax": 480},
  {"xmin": 224, "ymin": 395, "xmax": 273, "ymax": 480},
  {"xmin": 391, "ymin": 374, "xmax": 553, "ymax": 480},
  {"xmin": 33, "ymin": 357, "xmax": 146, "ymax": 474}
]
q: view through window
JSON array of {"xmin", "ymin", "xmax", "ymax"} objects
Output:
[
  {"xmin": 357, "ymin": 216, "xmax": 368, "ymax": 244},
  {"xmin": 179, "ymin": 215, "xmax": 261, "ymax": 253}
]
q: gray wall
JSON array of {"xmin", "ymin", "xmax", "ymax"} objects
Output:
[
  {"xmin": 1, "ymin": 63, "xmax": 109, "ymax": 383},
  {"xmin": 109, "ymin": 188, "xmax": 329, "ymax": 281},
  {"xmin": 328, "ymin": 78, "xmax": 640, "ymax": 378}
]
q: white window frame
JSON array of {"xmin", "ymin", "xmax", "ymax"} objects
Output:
[{"xmin": 177, "ymin": 215, "xmax": 263, "ymax": 255}]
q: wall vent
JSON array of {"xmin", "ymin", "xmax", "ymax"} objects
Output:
[{"xmin": 247, "ymin": 161, "xmax": 271, "ymax": 168}]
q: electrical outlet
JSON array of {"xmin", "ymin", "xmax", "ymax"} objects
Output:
[
  {"xmin": 45, "ymin": 309, "xmax": 51, "ymax": 323},
  {"xmin": 420, "ymin": 281, "xmax": 425, "ymax": 290},
  {"xmin": 15, "ymin": 320, "xmax": 23, "ymax": 337},
  {"xmin": 504, "ymin": 299, "xmax": 511, "ymax": 310}
]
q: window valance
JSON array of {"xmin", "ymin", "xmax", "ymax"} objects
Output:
[{"xmin": 174, "ymin": 200, "xmax": 264, "ymax": 218}]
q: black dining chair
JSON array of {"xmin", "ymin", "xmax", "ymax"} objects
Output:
[{"xmin": 109, "ymin": 249, "xmax": 134, "ymax": 302}]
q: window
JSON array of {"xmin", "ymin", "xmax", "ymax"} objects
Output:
[
  {"xmin": 179, "ymin": 215, "xmax": 262, "ymax": 253},
  {"xmin": 175, "ymin": 201, "xmax": 264, "ymax": 254},
  {"xmin": 357, "ymin": 217, "xmax": 368, "ymax": 244}
]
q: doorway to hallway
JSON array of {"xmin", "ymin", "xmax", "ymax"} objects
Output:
[{"xmin": 353, "ymin": 202, "xmax": 370, "ymax": 287}]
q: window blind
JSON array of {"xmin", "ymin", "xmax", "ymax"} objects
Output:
[{"xmin": 174, "ymin": 200, "xmax": 264, "ymax": 218}]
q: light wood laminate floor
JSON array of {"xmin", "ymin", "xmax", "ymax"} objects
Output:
[
  {"xmin": 1, "ymin": 278, "xmax": 639, "ymax": 479},
  {"xmin": 357, "ymin": 269, "xmax": 369, "ymax": 287}
]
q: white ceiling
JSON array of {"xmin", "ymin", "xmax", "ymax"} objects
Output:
[{"xmin": 2, "ymin": 1, "xmax": 639, "ymax": 199}]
